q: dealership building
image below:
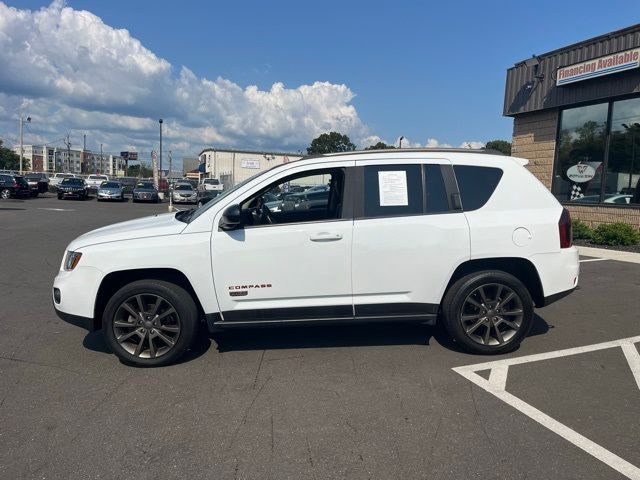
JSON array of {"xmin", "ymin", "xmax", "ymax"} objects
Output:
[{"xmin": 505, "ymin": 23, "xmax": 640, "ymax": 228}]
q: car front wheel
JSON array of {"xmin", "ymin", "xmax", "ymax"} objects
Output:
[
  {"xmin": 441, "ymin": 270, "xmax": 533, "ymax": 354},
  {"xmin": 1, "ymin": 188, "xmax": 11, "ymax": 199},
  {"xmin": 102, "ymin": 280, "xmax": 199, "ymax": 367}
]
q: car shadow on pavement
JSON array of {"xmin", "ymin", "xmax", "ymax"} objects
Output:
[
  {"xmin": 82, "ymin": 325, "xmax": 212, "ymax": 365},
  {"xmin": 212, "ymin": 314, "xmax": 551, "ymax": 355}
]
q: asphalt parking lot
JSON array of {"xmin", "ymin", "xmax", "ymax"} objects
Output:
[{"xmin": 1, "ymin": 193, "xmax": 639, "ymax": 480}]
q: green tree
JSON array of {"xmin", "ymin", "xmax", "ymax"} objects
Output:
[
  {"xmin": 126, "ymin": 164, "xmax": 153, "ymax": 177},
  {"xmin": 364, "ymin": 141, "xmax": 396, "ymax": 150},
  {"xmin": 307, "ymin": 132, "xmax": 356, "ymax": 155},
  {"xmin": 484, "ymin": 140, "xmax": 512, "ymax": 156},
  {"xmin": 0, "ymin": 139, "xmax": 29, "ymax": 170}
]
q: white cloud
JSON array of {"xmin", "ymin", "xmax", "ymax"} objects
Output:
[{"xmin": 0, "ymin": 1, "xmax": 486, "ymax": 162}]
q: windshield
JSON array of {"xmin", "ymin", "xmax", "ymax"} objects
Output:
[
  {"xmin": 61, "ymin": 178, "xmax": 83, "ymax": 185},
  {"xmin": 174, "ymin": 184, "xmax": 193, "ymax": 191},
  {"xmin": 204, "ymin": 179, "xmax": 219, "ymax": 185},
  {"xmin": 90, "ymin": 175, "xmax": 107, "ymax": 180},
  {"xmin": 101, "ymin": 182, "xmax": 120, "ymax": 188},
  {"xmin": 136, "ymin": 182, "xmax": 154, "ymax": 189}
]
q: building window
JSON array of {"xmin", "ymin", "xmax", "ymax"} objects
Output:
[
  {"xmin": 553, "ymin": 103, "xmax": 608, "ymax": 204},
  {"xmin": 553, "ymin": 97, "xmax": 640, "ymax": 206},
  {"xmin": 607, "ymin": 97, "xmax": 640, "ymax": 205}
]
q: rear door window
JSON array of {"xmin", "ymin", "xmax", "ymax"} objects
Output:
[
  {"xmin": 453, "ymin": 165, "xmax": 503, "ymax": 211},
  {"xmin": 363, "ymin": 164, "xmax": 423, "ymax": 217}
]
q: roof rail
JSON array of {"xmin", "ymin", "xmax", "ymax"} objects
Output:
[{"xmin": 302, "ymin": 147, "xmax": 505, "ymax": 160}]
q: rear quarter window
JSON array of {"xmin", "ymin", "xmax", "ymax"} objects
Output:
[{"xmin": 453, "ymin": 165, "xmax": 503, "ymax": 211}]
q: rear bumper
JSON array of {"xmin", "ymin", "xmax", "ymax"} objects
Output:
[
  {"xmin": 529, "ymin": 247, "xmax": 580, "ymax": 302},
  {"xmin": 540, "ymin": 286, "xmax": 579, "ymax": 307}
]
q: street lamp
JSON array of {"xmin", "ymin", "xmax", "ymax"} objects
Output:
[
  {"xmin": 159, "ymin": 119, "xmax": 163, "ymax": 192},
  {"xmin": 399, "ymin": 136, "xmax": 404, "ymax": 149},
  {"xmin": 19, "ymin": 115, "xmax": 31, "ymax": 174}
]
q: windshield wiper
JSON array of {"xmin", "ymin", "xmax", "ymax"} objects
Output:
[{"xmin": 174, "ymin": 208, "xmax": 195, "ymax": 223}]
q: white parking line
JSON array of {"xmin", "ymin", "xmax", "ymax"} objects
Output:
[
  {"xmin": 580, "ymin": 258, "xmax": 609, "ymax": 263},
  {"xmin": 37, "ymin": 207, "xmax": 75, "ymax": 212},
  {"xmin": 453, "ymin": 335, "xmax": 640, "ymax": 480}
]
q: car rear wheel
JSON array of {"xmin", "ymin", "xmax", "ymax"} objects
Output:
[
  {"xmin": 1, "ymin": 188, "xmax": 11, "ymax": 199},
  {"xmin": 103, "ymin": 280, "xmax": 199, "ymax": 367},
  {"xmin": 441, "ymin": 271, "xmax": 533, "ymax": 354},
  {"xmin": 57, "ymin": 193, "xmax": 63, "ymax": 200}
]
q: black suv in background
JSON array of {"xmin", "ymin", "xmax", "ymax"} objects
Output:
[
  {"xmin": 0, "ymin": 174, "xmax": 31, "ymax": 199},
  {"xmin": 25, "ymin": 173, "xmax": 49, "ymax": 197},
  {"xmin": 57, "ymin": 178, "xmax": 89, "ymax": 200}
]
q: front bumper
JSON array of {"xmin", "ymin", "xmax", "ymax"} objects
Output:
[
  {"xmin": 52, "ymin": 266, "xmax": 103, "ymax": 330},
  {"xmin": 173, "ymin": 196, "xmax": 197, "ymax": 203},
  {"xmin": 98, "ymin": 191, "xmax": 123, "ymax": 199},
  {"xmin": 59, "ymin": 190, "xmax": 85, "ymax": 197}
]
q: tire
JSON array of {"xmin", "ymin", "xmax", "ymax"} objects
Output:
[
  {"xmin": 57, "ymin": 193, "xmax": 63, "ymax": 200},
  {"xmin": 30, "ymin": 191, "xmax": 38, "ymax": 198},
  {"xmin": 197, "ymin": 201, "xmax": 203, "ymax": 208},
  {"xmin": 1, "ymin": 188, "xmax": 11, "ymax": 199},
  {"xmin": 102, "ymin": 279, "xmax": 199, "ymax": 367},
  {"xmin": 441, "ymin": 270, "xmax": 533, "ymax": 355}
]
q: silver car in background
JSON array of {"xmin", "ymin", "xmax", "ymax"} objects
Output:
[
  {"xmin": 97, "ymin": 181, "xmax": 125, "ymax": 202},
  {"xmin": 172, "ymin": 182, "xmax": 197, "ymax": 204}
]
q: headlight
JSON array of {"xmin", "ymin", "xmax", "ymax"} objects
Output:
[{"xmin": 64, "ymin": 251, "xmax": 82, "ymax": 271}]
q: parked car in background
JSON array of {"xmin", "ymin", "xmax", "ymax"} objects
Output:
[
  {"xmin": 172, "ymin": 182, "xmax": 197, "ymax": 204},
  {"xmin": 132, "ymin": 181, "xmax": 159, "ymax": 203},
  {"xmin": 57, "ymin": 177, "xmax": 88, "ymax": 200},
  {"xmin": 86, "ymin": 174, "xmax": 109, "ymax": 191},
  {"xmin": 50, "ymin": 173, "xmax": 77, "ymax": 188},
  {"xmin": 200, "ymin": 178, "xmax": 223, "ymax": 193},
  {"xmin": 97, "ymin": 181, "xmax": 125, "ymax": 202},
  {"xmin": 24, "ymin": 172, "xmax": 49, "ymax": 197},
  {"xmin": 0, "ymin": 174, "xmax": 31, "ymax": 199},
  {"xmin": 118, "ymin": 177, "xmax": 137, "ymax": 195}
]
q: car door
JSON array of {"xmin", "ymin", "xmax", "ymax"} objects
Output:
[
  {"xmin": 211, "ymin": 160, "xmax": 355, "ymax": 323},
  {"xmin": 351, "ymin": 159, "xmax": 470, "ymax": 320}
]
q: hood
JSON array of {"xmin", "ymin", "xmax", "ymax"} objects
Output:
[
  {"xmin": 98, "ymin": 187, "xmax": 122, "ymax": 192},
  {"xmin": 68, "ymin": 213, "xmax": 187, "ymax": 250}
]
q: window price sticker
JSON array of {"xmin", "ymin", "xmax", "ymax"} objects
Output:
[{"xmin": 378, "ymin": 170, "xmax": 408, "ymax": 206}]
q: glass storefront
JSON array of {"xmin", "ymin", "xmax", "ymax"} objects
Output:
[{"xmin": 553, "ymin": 96, "xmax": 640, "ymax": 206}]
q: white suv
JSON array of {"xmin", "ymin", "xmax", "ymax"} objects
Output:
[
  {"xmin": 200, "ymin": 178, "xmax": 223, "ymax": 192},
  {"xmin": 53, "ymin": 149, "xmax": 579, "ymax": 366}
]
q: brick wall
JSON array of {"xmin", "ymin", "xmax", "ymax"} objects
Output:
[
  {"xmin": 565, "ymin": 204, "xmax": 640, "ymax": 230},
  {"xmin": 511, "ymin": 110, "xmax": 557, "ymax": 189},
  {"xmin": 511, "ymin": 110, "xmax": 640, "ymax": 229}
]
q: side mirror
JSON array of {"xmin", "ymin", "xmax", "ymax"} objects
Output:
[{"xmin": 219, "ymin": 204, "xmax": 242, "ymax": 230}]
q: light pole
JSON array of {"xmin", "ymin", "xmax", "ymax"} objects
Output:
[
  {"xmin": 19, "ymin": 115, "xmax": 31, "ymax": 174},
  {"xmin": 168, "ymin": 149, "xmax": 173, "ymax": 212},
  {"xmin": 399, "ymin": 136, "xmax": 404, "ymax": 149},
  {"xmin": 159, "ymin": 119, "xmax": 163, "ymax": 194}
]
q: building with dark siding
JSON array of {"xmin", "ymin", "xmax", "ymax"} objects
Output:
[{"xmin": 504, "ymin": 24, "xmax": 640, "ymax": 228}]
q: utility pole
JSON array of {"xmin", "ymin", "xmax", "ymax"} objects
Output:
[
  {"xmin": 100, "ymin": 143, "xmax": 103, "ymax": 175},
  {"xmin": 82, "ymin": 134, "xmax": 86, "ymax": 174},
  {"xmin": 19, "ymin": 115, "xmax": 31, "ymax": 175},
  {"xmin": 64, "ymin": 135, "xmax": 72, "ymax": 173}
]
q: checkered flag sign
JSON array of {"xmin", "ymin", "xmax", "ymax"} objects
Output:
[{"xmin": 570, "ymin": 184, "xmax": 584, "ymax": 200}]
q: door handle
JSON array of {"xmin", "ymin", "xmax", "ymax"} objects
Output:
[{"xmin": 310, "ymin": 232, "xmax": 343, "ymax": 242}]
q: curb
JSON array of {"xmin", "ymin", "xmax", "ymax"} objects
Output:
[{"xmin": 578, "ymin": 246, "xmax": 640, "ymax": 265}]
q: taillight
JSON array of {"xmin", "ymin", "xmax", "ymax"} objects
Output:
[{"xmin": 559, "ymin": 208, "xmax": 572, "ymax": 248}]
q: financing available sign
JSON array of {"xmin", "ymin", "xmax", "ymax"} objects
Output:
[{"xmin": 556, "ymin": 48, "xmax": 640, "ymax": 86}]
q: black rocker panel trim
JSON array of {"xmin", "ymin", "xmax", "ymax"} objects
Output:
[
  {"xmin": 354, "ymin": 303, "xmax": 439, "ymax": 317},
  {"xmin": 222, "ymin": 305, "xmax": 353, "ymax": 322}
]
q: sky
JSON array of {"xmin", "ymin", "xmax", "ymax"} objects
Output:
[{"xmin": 1, "ymin": 0, "xmax": 639, "ymax": 166}]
